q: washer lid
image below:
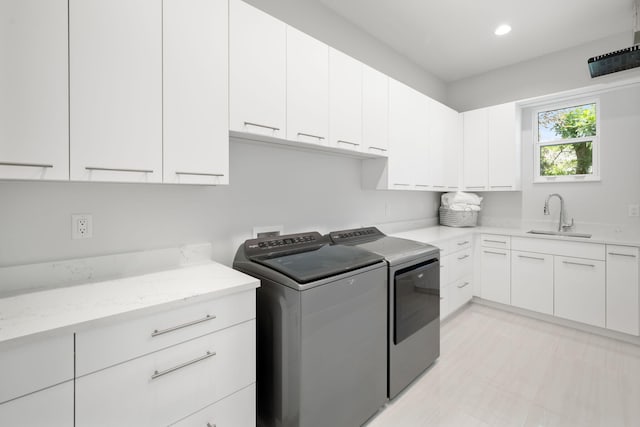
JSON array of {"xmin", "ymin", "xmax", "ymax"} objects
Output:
[{"xmin": 251, "ymin": 243, "xmax": 384, "ymax": 284}]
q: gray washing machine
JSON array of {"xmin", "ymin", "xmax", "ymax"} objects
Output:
[
  {"xmin": 329, "ymin": 227, "xmax": 440, "ymax": 399},
  {"xmin": 233, "ymin": 231, "xmax": 388, "ymax": 427}
]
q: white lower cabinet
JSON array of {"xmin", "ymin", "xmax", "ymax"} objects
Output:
[
  {"xmin": 0, "ymin": 381, "xmax": 73, "ymax": 427},
  {"xmin": 554, "ymin": 256, "xmax": 605, "ymax": 328},
  {"xmin": 480, "ymin": 247, "xmax": 511, "ymax": 305},
  {"xmin": 511, "ymin": 251, "xmax": 554, "ymax": 315},
  {"xmin": 606, "ymin": 245, "xmax": 640, "ymax": 336},
  {"xmin": 76, "ymin": 320, "xmax": 256, "ymax": 427},
  {"xmin": 171, "ymin": 383, "xmax": 256, "ymax": 427}
]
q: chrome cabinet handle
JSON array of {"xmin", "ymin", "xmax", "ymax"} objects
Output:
[
  {"xmin": 457, "ymin": 241, "xmax": 470, "ymax": 246},
  {"xmin": 490, "ymin": 185, "xmax": 512, "ymax": 188},
  {"xmin": 439, "ymin": 296, "xmax": 444, "ymax": 300},
  {"xmin": 562, "ymin": 260, "xmax": 595, "ymax": 267},
  {"xmin": 415, "ymin": 184, "xmax": 430, "ymax": 187},
  {"xmin": 457, "ymin": 254, "xmax": 470, "ymax": 260},
  {"xmin": 457, "ymin": 282, "xmax": 470, "ymax": 289},
  {"xmin": 484, "ymin": 239, "xmax": 507, "ymax": 244},
  {"xmin": 206, "ymin": 423, "xmax": 217, "ymax": 427},
  {"xmin": 484, "ymin": 250, "xmax": 506, "ymax": 256},
  {"xmin": 244, "ymin": 121, "xmax": 279, "ymax": 131},
  {"xmin": 175, "ymin": 171, "xmax": 224, "ymax": 177},
  {"xmin": 0, "ymin": 161, "xmax": 53, "ymax": 168},
  {"xmin": 368, "ymin": 146, "xmax": 387, "ymax": 152},
  {"xmin": 466, "ymin": 186, "xmax": 485, "ymax": 189},
  {"xmin": 432, "ymin": 185, "xmax": 446, "ymax": 188},
  {"xmin": 518, "ymin": 254, "xmax": 545, "ymax": 261},
  {"xmin": 297, "ymin": 132, "xmax": 325, "ymax": 140},
  {"xmin": 151, "ymin": 314, "xmax": 216, "ymax": 337},
  {"xmin": 337, "ymin": 140, "xmax": 359, "ymax": 146},
  {"xmin": 393, "ymin": 183, "xmax": 411, "ymax": 186},
  {"xmin": 86, "ymin": 166, "xmax": 153, "ymax": 173},
  {"xmin": 151, "ymin": 351, "xmax": 215, "ymax": 380},
  {"xmin": 608, "ymin": 252, "xmax": 637, "ymax": 258}
]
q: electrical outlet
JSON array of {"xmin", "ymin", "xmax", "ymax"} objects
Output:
[
  {"xmin": 72, "ymin": 214, "xmax": 93, "ymax": 239},
  {"xmin": 629, "ymin": 204, "xmax": 640, "ymax": 217},
  {"xmin": 253, "ymin": 225, "xmax": 283, "ymax": 238}
]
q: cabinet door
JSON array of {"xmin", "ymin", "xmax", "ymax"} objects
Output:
[
  {"xmin": 411, "ymin": 94, "xmax": 431, "ymax": 190},
  {"xmin": 329, "ymin": 48, "xmax": 362, "ymax": 151},
  {"xmin": 463, "ymin": 108, "xmax": 488, "ymax": 190},
  {"xmin": 511, "ymin": 251, "xmax": 554, "ymax": 315},
  {"xmin": 69, "ymin": 0, "xmax": 162, "ymax": 182},
  {"xmin": 0, "ymin": 0, "xmax": 69, "ymax": 180},
  {"xmin": 286, "ymin": 26, "xmax": 329, "ymax": 145},
  {"xmin": 443, "ymin": 107, "xmax": 463, "ymax": 190},
  {"xmin": 229, "ymin": 0, "xmax": 286, "ymax": 137},
  {"xmin": 163, "ymin": 0, "xmax": 228, "ymax": 185},
  {"xmin": 480, "ymin": 248, "xmax": 510, "ymax": 304},
  {"xmin": 362, "ymin": 65, "xmax": 389, "ymax": 155},
  {"xmin": 554, "ymin": 256, "xmax": 605, "ymax": 327},
  {"xmin": 428, "ymin": 100, "xmax": 447, "ymax": 189},
  {"xmin": 606, "ymin": 246, "xmax": 639, "ymax": 335},
  {"xmin": 488, "ymin": 102, "xmax": 519, "ymax": 190},
  {"xmin": 0, "ymin": 381, "xmax": 73, "ymax": 427}
]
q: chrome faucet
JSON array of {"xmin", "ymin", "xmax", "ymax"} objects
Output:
[{"xmin": 544, "ymin": 193, "xmax": 574, "ymax": 232}]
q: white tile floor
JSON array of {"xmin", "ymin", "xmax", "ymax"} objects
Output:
[{"xmin": 367, "ymin": 303, "xmax": 640, "ymax": 427}]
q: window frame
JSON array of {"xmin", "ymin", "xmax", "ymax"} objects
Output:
[{"xmin": 533, "ymin": 97, "xmax": 600, "ymax": 183}]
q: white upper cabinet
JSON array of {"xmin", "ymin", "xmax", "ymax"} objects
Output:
[
  {"xmin": 69, "ymin": 0, "xmax": 162, "ymax": 183},
  {"xmin": 462, "ymin": 108, "xmax": 489, "ymax": 190},
  {"xmin": 488, "ymin": 102, "xmax": 520, "ymax": 190},
  {"xmin": 163, "ymin": 0, "xmax": 229, "ymax": 185},
  {"xmin": 362, "ymin": 65, "xmax": 389, "ymax": 155},
  {"xmin": 229, "ymin": 0, "xmax": 286, "ymax": 138},
  {"xmin": 286, "ymin": 26, "xmax": 329, "ymax": 145},
  {"xmin": 0, "ymin": 0, "xmax": 69, "ymax": 180},
  {"xmin": 329, "ymin": 48, "xmax": 362, "ymax": 151},
  {"xmin": 462, "ymin": 102, "xmax": 521, "ymax": 191},
  {"xmin": 430, "ymin": 101, "xmax": 461, "ymax": 191}
]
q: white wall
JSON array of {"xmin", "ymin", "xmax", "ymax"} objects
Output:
[
  {"xmin": 0, "ymin": 141, "xmax": 439, "ymax": 268},
  {"xmin": 480, "ymin": 84, "xmax": 640, "ymax": 231},
  {"xmin": 243, "ymin": 0, "xmax": 447, "ymax": 103},
  {"xmin": 448, "ymin": 32, "xmax": 640, "ymax": 111}
]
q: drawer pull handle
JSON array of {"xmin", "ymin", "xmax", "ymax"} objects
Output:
[
  {"xmin": 206, "ymin": 423, "xmax": 217, "ymax": 427},
  {"xmin": 518, "ymin": 255, "xmax": 545, "ymax": 261},
  {"xmin": 562, "ymin": 260, "xmax": 595, "ymax": 268},
  {"xmin": 439, "ymin": 296, "xmax": 444, "ymax": 300},
  {"xmin": 368, "ymin": 146, "xmax": 387, "ymax": 152},
  {"xmin": 175, "ymin": 171, "xmax": 224, "ymax": 177},
  {"xmin": 244, "ymin": 121, "xmax": 280, "ymax": 131},
  {"xmin": 457, "ymin": 282, "xmax": 470, "ymax": 289},
  {"xmin": 0, "ymin": 161, "xmax": 53, "ymax": 168},
  {"xmin": 490, "ymin": 185, "xmax": 513, "ymax": 188},
  {"xmin": 484, "ymin": 250, "xmax": 506, "ymax": 256},
  {"xmin": 457, "ymin": 241, "xmax": 470, "ymax": 246},
  {"xmin": 297, "ymin": 132, "xmax": 325, "ymax": 140},
  {"xmin": 86, "ymin": 166, "xmax": 153, "ymax": 173},
  {"xmin": 457, "ymin": 254, "xmax": 470, "ymax": 260},
  {"xmin": 608, "ymin": 252, "xmax": 637, "ymax": 258},
  {"xmin": 151, "ymin": 351, "xmax": 216, "ymax": 380},
  {"xmin": 337, "ymin": 140, "xmax": 359, "ymax": 147},
  {"xmin": 466, "ymin": 186, "xmax": 485, "ymax": 189},
  {"xmin": 151, "ymin": 314, "xmax": 216, "ymax": 337},
  {"xmin": 484, "ymin": 239, "xmax": 507, "ymax": 244},
  {"xmin": 393, "ymin": 183, "xmax": 411, "ymax": 186}
]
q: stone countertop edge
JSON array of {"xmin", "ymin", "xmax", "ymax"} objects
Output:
[
  {"xmin": 391, "ymin": 225, "xmax": 640, "ymax": 247},
  {"xmin": 0, "ymin": 262, "xmax": 259, "ymax": 348}
]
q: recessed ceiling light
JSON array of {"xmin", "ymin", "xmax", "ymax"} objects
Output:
[{"xmin": 494, "ymin": 24, "xmax": 512, "ymax": 36}]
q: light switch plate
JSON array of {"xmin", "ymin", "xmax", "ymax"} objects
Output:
[{"xmin": 628, "ymin": 204, "xmax": 640, "ymax": 217}]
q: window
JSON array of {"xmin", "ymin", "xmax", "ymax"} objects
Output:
[{"xmin": 534, "ymin": 99, "xmax": 599, "ymax": 182}]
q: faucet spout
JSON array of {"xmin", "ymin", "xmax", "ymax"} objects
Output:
[{"xmin": 544, "ymin": 193, "xmax": 573, "ymax": 232}]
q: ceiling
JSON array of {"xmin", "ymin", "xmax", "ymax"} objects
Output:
[{"xmin": 317, "ymin": 0, "xmax": 636, "ymax": 82}]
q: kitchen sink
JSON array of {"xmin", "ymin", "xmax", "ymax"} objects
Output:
[{"xmin": 527, "ymin": 230, "xmax": 592, "ymax": 238}]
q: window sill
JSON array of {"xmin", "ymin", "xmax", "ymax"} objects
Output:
[{"xmin": 534, "ymin": 175, "xmax": 600, "ymax": 184}]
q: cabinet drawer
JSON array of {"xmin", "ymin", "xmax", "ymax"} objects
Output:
[
  {"xmin": 450, "ymin": 276, "xmax": 473, "ymax": 313},
  {"xmin": 449, "ymin": 248, "xmax": 473, "ymax": 282},
  {"xmin": 439, "ymin": 256, "xmax": 449, "ymax": 287},
  {"xmin": 0, "ymin": 381, "xmax": 73, "ymax": 426},
  {"xmin": 511, "ymin": 237, "xmax": 605, "ymax": 260},
  {"xmin": 171, "ymin": 383, "xmax": 255, "ymax": 427},
  {"xmin": 76, "ymin": 290, "xmax": 255, "ymax": 376},
  {"xmin": 481, "ymin": 234, "xmax": 511, "ymax": 249},
  {"xmin": 440, "ymin": 283, "xmax": 450, "ymax": 320},
  {"xmin": 0, "ymin": 334, "xmax": 73, "ymax": 403},
  {"xmin": 450, "ymin": 236, "xmax": 473, "ymax": 254},
  {"xmin": 76, "ymin": 319, "xmax": 256, "ymax": 427}
]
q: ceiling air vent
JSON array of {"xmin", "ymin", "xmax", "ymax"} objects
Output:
[{"xmin": 588, "ymin": 0, "xmax": 640, "ymax": 78}]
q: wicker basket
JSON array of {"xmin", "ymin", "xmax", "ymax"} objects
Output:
[{"xmin": 439, "ymin": 207, "xmax": 478, "ymax": 227}]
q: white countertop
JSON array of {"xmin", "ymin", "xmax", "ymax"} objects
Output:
[
  {"xmin": 0, "ymin": 262, "xmax": 259, "ymax": 347},
  {"xmin": 391, "ymin": 225, "xmax": 640, "ymax": 247}
]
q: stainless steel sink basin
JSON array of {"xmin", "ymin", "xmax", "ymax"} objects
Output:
[{"xmin": 527, "ymin": 230, "xmax": 592, "ymax": 238}]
